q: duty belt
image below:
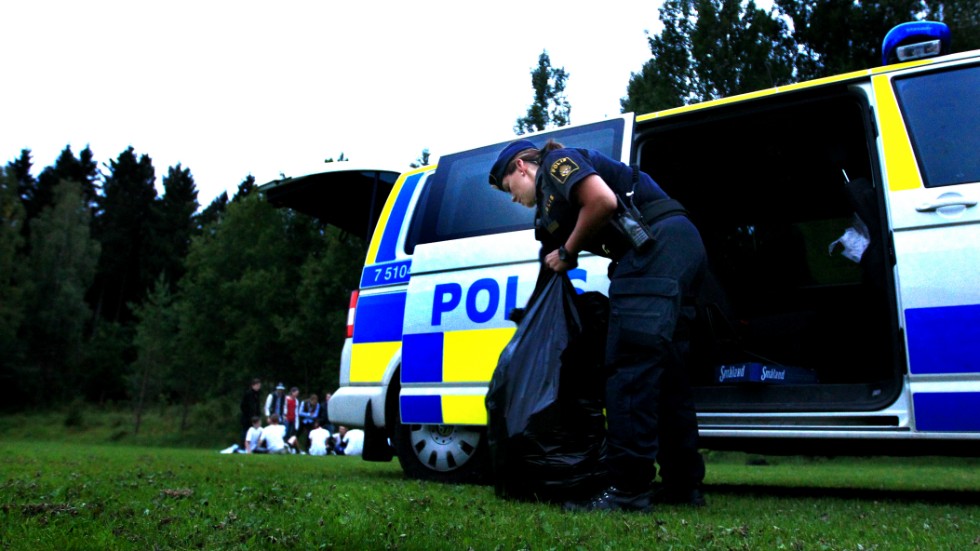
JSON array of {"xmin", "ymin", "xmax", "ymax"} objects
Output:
[
  {"xmin": 637, "ymin": 198, "xmax": 687, "ymax": 226},
  {"xmin": 601, "ymin": 198, "xmax": 688, "ymax": 262}
]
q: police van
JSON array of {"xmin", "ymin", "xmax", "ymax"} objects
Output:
[{"xmin": 261, "ymin": 23, "xmax": 980, "ymax": 483}]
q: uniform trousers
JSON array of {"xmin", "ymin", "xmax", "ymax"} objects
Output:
[{"xmin": 603, "ymin": 214, "xmax": 706, "ymax": 493}]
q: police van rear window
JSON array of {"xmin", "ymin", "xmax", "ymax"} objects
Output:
[
  {"xmin": 893, "ymin": 64, "xmax": 980, "ymax": 188},
  {"xmin": 406, "ymin": 119, "xmax": 627, "ymax": 252}
]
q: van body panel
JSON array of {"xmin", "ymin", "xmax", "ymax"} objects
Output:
[
  {"xmin": 399, "ymin": 237, "xmax": 612, "ymax": 425},
  {"xmin": 329, "ymin": 169, "xmax": 434, "ymax": 428},
  {"xmin": 330, "ymin": 384, "xmax": 383, "ymax": 428},
  {"xmin": 363, "ymin": 168, "xmax": 430, "ymax": 266},
  {"xmin": 877, "ymin": 58, "xmax": 980, "ymax": 431},
  {"xmin": 873, "ymin": 75, "xmax": 923, "ymax": 192},
  {"xmin": 393, "ymin": 117, "xmax": 634, "ymax": 428},
  {"xmin": 400, "ymin": 386, "xmax": 490, "ymax": 425}
]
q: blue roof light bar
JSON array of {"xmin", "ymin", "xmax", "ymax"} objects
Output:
[{"xmin": 882, "ymin": 21, "xmax": 952, "ymax": 65}]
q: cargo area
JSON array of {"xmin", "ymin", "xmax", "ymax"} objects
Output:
[{"xmin": 636, "ymin": 86, "xmax": 903, "ymax": 412}]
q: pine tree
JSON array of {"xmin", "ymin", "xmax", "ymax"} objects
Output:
[
  {"xmin": 32, "ymin": 145, "xmax": 99, "ymax": 223},
  {"xmin": 515, "ymin": 50, "xmax": 572, "ymax": 134},
  {"xmin": 927, "ymin": 0, "xmax": 980, "ymax": 52},
  {"xmin": 775, "ymin": 0, "xmax": 925, "ymax": 78},
  {"xmin": 21, "ymin": 180, "xmax": 100, "ymax": 399},
  {"xmin": 232, "ymin": 175, "xmax": 256, "ymax": 202},
  {"xmin": 689, "ymin": 0, "xmax": 796, "ymax": 99},
  {"xmin": 131, "ymin": 276, "xmax": 177, "ymax": 434},
  {"xmin": 91, "ymin": 146, "xmax": 157, "ymax": 324},
  {"xmin": 623, "ymin": 0, "xmax": 796, "ymax": 112},
  {"xmin": 152, "ymin": 164, "xmax": 199, "ymax": 290},
  {"xmin": 7, "ymin": 150, "xmax": 35, "ymax": 216},
  {"xmin": 0, "ymin": 167, "xmax": 27, "ymax": 401},
  {"xmin": 195, "ymin": 191, "xmax": 228, "ymax": 234},
  {"xmin": 622, "ymin": 1, "xmax": 696, "ymax": 113}
]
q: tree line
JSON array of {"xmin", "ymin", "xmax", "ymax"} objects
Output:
[
  {"xmin": 516, "ymin": 0, "xmax": 977, "ymax": 133},
  {"xmin": 621, "ymin": 0, "xmax": 976, "ymax": 114},
  {"xmin": 2, "ymin": 0, "xmax": 976, "ymax": 428},
  {"xmin": 1, "ymin": 145, "xmax": 363, "ymax": 430}
]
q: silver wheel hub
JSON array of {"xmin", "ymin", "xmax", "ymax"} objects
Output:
[{"xmin": 407, "ymin": 424, "xmax": 481, "ymax": 472}]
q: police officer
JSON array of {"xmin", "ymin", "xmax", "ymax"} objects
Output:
[{"xmin": 488, "ymin": 139, "xmax": 706, "ymax": 512}]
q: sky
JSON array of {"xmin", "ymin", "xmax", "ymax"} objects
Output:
[{"xmin": 1, "ymin": 1, "xmax": 669, "ymax": 206}]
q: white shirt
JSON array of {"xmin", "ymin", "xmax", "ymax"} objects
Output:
[
  {"xmin": 308, "ymin": 427, "xmax": 330, "ymax": 456},
  {"xmin": 261, "ymin": 424, "xmax": 287, "ymax": 452},
  {"xmin": 245, "ymin": 426, "xmax": 263, "ymax": 453},
  {"xmin": 340, "ymin": 429, "xmax": 365, "ymax": 456}
]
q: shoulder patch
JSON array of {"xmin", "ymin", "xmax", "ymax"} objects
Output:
[{"xmin": 549, "ymin": 157, "xmax": 580, "ymax": 185}]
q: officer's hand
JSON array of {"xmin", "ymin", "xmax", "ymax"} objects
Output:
[{"xmin": 544, "ymin": 249, "xmax": 574, "ymax": 273}]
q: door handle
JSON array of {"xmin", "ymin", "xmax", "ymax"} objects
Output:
[{"xmin": 915, "ymin": 197, "xmax": 978, "ymax": 212}]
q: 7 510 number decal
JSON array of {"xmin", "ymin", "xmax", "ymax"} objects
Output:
[{"xmin": 360, "ymin": 260, "xmax": 411, "ymax": 288}]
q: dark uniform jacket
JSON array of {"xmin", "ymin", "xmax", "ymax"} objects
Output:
[{"xmin": 535, "ymin": 148, "xmax": 669, "ymax": 259}]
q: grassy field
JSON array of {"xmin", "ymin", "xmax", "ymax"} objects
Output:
[{"xmin": 2, "ymin": 409, "xmax": 980, "ymax": 550}]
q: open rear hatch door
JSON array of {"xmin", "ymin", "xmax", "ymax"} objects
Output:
[{"xmin": 259, "ymin": 166, "xmax": 403, "ymax": 240}]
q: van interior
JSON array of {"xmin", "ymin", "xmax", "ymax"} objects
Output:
[{"xmin": 635, "ymin": 86, "xmax": 903, "ymax": 413}]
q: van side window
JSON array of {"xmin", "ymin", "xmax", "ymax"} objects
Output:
[
  {"xmin": 406, "ymin": 145, "xmax": 534, "ymax": 253},
  {"xmin": 406, "ymin": 120, "xmax": 627, "ymax": 253},
  {"xmin": 894, "ymin": 65, "xmax": 980, "ymax": 188}
]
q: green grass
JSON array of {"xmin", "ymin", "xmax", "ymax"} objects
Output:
[
  {"xmin": 0, "ymin": 401, "xmax": 242, "ymax": 449},
  {"xmin": 2, "ymin": 409, "xmax": 980, "ymax": 549}
]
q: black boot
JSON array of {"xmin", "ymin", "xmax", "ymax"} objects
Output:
[{"xmin": 563, "ymin": 486, "xmax": 653, "ymax": 513}]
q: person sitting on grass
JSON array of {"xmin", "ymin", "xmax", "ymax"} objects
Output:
[
  {"xmin": 244, "ymin": 416, "xmax": 263, "ymax": 454},
  {"xmin": 255, "ymin": 414, "xmax": 296, "ymax": 454},
  {"xmin": 334, "ymin": 426, "xmax": 364, "ymax": 457},
  {"xmin": 307, "ymin": 420, "xmax": 331, "ymax": 456}
]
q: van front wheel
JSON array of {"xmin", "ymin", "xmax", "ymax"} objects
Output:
[{"xmin": 393, "ymin": 423, "xmax": 488, "ymax": 484}]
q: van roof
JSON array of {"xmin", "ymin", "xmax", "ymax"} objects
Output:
[{"xmin": 637, "ymin": 48, "xmax": 979, "ymax": 123}]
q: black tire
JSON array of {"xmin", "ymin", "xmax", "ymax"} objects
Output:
[{"xmin": 392, "ymin": 422, "xmax": 489, "ymax": 484}]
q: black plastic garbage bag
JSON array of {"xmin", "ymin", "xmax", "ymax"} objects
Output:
[{"xmin": 486, "ymin": 271, "xmax": 609, "ymax": 502}]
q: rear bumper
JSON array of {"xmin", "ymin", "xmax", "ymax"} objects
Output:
[{"xmin": 328, "ymin": 385, "xmax": 386, "ymax": 429}]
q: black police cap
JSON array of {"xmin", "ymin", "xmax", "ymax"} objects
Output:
[{"xmin": 489, "ymin": 139, "xmax": 537, "ymax": 188}]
